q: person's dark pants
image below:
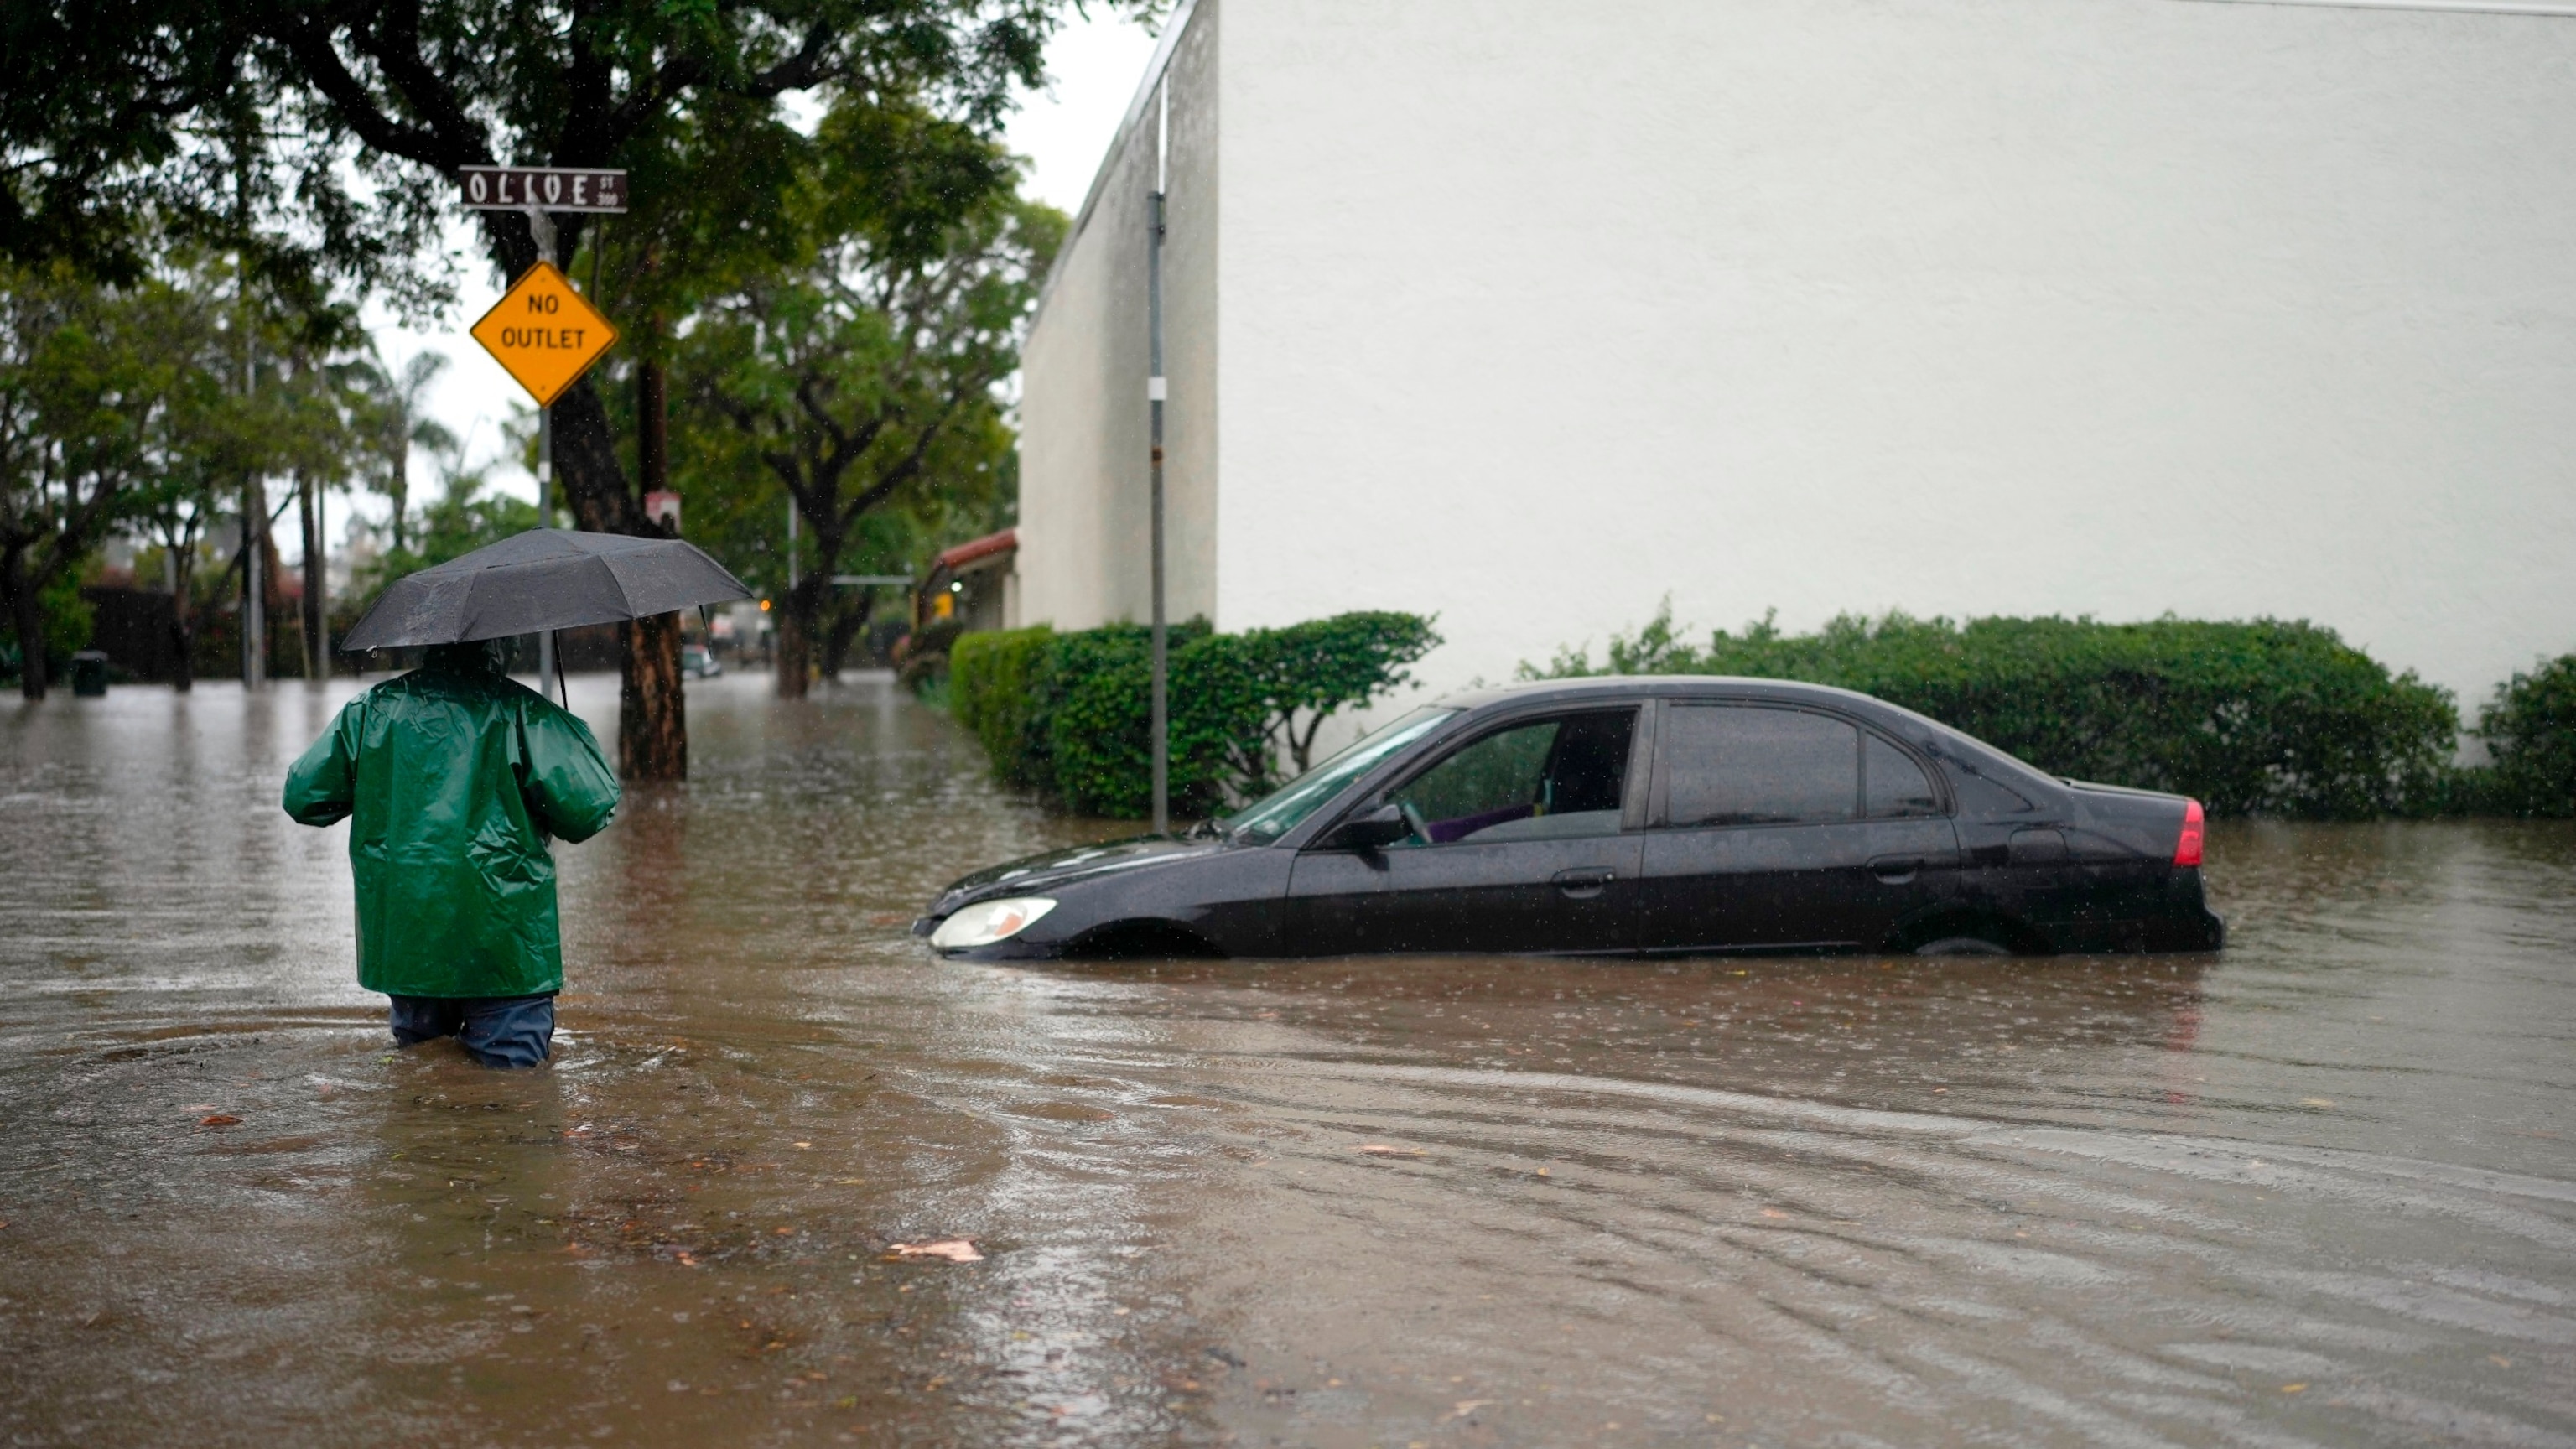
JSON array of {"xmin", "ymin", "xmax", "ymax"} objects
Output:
[{"xmin": 388, "ymin": 994, "xmax": 557, "ymax": 1068}]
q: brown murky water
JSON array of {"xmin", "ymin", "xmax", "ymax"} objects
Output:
[{"xmin": 4, "ymin": 673, "xmax": 2573, "ymax": 1447}]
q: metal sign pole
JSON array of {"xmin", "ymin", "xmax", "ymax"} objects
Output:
[
  {"xmin": 1148, "ymin": 85, "xmax": 1171, "ymax": 835},
  {"xmin": 532, "ymin": 208, "xmax": 558, "ymax": 704},
  {"xmin": 536, "ymin": 404, "xmax": 554, "ymax": 701}
]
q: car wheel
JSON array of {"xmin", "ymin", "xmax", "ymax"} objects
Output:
[{"xmin": 1914, "ymin": 935, "xmax": 2014, "ymax": 958}]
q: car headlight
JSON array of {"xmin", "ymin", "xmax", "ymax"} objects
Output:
[{"xmin": 929, "ymin": 897, "xmax": 1057, "ymax": 950}]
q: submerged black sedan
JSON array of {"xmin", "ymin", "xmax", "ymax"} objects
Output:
[{"xmin": 917, "ymin": 678, "xmax": 2224, "ymax": 961}]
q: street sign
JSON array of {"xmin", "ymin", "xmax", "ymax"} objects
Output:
[
  {"xmin": 460, "ymin": 166, "xmax": 628, "ymax": 213},
  {"xmin": 469, "ymin": 261, "xmax": 619, "ymax": 408}
]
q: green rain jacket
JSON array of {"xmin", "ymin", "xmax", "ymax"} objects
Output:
[{"xmin": 282, "ymin": 645, "xmax": 621, "ymax": 998}]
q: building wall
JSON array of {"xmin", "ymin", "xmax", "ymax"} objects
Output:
[
  {"xmin": 1208, "ymin": 0, "xmax": 2576, "ymax": 709},
  {"xmin": 1016, "ymin": 0, "xmax": 1222, "ymax": 632}
]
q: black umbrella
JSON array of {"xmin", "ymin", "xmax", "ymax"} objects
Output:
[{"xmin": 340, "ymin": 527, "xmax": 752, "ymax": 652}]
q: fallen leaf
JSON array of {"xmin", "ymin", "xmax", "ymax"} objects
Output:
[
  {"xmin": 2490, "ymin": 1355, "xmax": 2514, "ymax": 1368},
  {"xmin": 1441, "ymin": 1400, "xmax": 1493, "ymax": 1422},
  {"xmin": 2281, "ymin": 1383, "xmax": 2307, "ymax": 1394},
  {"xmin": 2300, "ymin": 1098, "xmax": 2334, "ymax": 1108},
  {"xmin": 198, "ymin": 1114, "xmax": 241, "ymax": 1127},
  {"xmin": 184, "ymin": 1104, "xmax": 216, "ymax": 1113},
  {"xmin": 1355, "ymin": 1144, "xmax": 1426, "ymax": 1158},
  {"xmin": 792, "ymin": 1141, "xmax": 813, "ymax": 1150},
  {"xmin": 1759, "ymin": 1208, "xmax": 1790, "ymax": 1219},
  {"xmin": 774, "ymin": 1226, "xmax": 796, "ymax": 1235},
  {"xmin": 887, "ymin": 1239, "xmax": 984, "ymax": 1263}
]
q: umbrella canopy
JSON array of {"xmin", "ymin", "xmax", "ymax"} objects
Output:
[{"xmin": 340, "ymin": 528, "xmax": 753, "ymax": 652}]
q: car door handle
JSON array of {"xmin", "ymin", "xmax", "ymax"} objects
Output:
[
  {"xmin": 1552, "ymin": 867, "xmax": 1618, "ymax": 897},
  {"xmin": 1868, "ymin": 855, "xmax": 1923, "ymax": 884}
]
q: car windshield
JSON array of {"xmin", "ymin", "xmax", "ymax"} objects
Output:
[{"xmin": 1221, "ymin": 707, "xmax": 1458, "ymax": 843}]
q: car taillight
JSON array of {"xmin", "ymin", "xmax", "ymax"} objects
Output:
[{"xmin": 2173, "ymin": 799, "xmax": 2205, "ymax": 868}]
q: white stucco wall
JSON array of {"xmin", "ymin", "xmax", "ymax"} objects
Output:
[
  {"xmin": 1016, "ymin": 1, "xmax": 1220, "ymax": 632},
  {"xmin": 1204, "ymin": 0, "xmax": 2576, "ymax": 709}
]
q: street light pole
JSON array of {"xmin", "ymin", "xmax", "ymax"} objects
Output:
[{"xmin": 1148, "ymin": 84, "xmax": 1171, "ymax": 835}]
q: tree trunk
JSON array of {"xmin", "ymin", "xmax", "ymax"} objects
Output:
[
  {"xmin": 298, "ymin": 472, "xmax": 326, "ymax": 680},
  {"xmin": 388, "ymin": 444, "xmax": 408, "ymax": 554},
  {"xmin": 625, "ymin": 359, "xmax": 680, "ymax": 765},
  {"xmin": 3, "ymin": 548, "xmax": 46, "ymax": 700},
  {"xmin": 260, "ymin": 501, "xmax": 288, "ymax": 678},
  {"xmin": 823, "ymin": 592, "xmax": 874, "ymax": 678},
  {"xmin": 619, "ymin": 612, "xmax": 687, "ymax": 778},
  {"xmin": 776, "ymin": 573, "xmax": 826, "ymax": 699},
  {"xmin": 169, "ymin": 547, "xmax": 195, "ymax": 693},
  {"xmin": 638, "ymin": 361, "xmax": 668, "ymax": 518}
]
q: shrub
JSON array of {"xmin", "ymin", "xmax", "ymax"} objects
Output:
[
  {"xmin": 949, "ymin": 611, "xmax": 1441, "ymax": 819},
  {"xmin": 949, "ymin": 626, "xmax": 1057, "ymax": 787},
  {"xmin": 1530, "ymin": 604, "xmax": 2458, "ymax": 818},
  {"xmin": 896, "ymin": 616, "xmax": 966, "ymax": 693},
  {"xmin": 2474, "ymin": 654, "xmax": 2576, "ymax": 817}
]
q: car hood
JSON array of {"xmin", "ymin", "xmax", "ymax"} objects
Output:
[{"xmin": 927, "ymin": 834, "xmax": 1232, "ymax": 915}]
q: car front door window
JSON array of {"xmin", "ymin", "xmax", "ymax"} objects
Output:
[
  {"xmin": 1390, "ymin": 712, "xmax": 1633, "ymax": 845},
  {"xmin": 1285, "ymin": 708, "xmax": 1643, "ymax": 955}
]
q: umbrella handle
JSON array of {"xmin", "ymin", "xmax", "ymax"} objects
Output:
[{"xmin": 553, "ymin": 631, "xmax": 567, "ymax": 709}]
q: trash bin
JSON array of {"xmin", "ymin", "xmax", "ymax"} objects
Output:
[{"xmin": 70, "ymin": 651, "xmax": 109, "ymax": 697}]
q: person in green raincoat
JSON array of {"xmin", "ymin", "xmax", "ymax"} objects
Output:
[{"xmin": 283, "ymin": 638, "xmax": 621, "ymax": 1067}]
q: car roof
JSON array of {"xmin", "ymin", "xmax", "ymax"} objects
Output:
[{"xmin": 1433, "ymin": 674, "xmax": 1894, "ymax": 714}]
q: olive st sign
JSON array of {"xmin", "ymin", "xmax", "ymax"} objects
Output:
[
  {"xmin": 469, "ymin": 261, "xmax": 619, "ymax": 408},
  {"xmin": 459, "ymin": 166, "xmax": 629, "ymax": 213}
]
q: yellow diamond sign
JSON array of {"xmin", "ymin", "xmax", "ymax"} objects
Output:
[{"xmin": 470, "ymin": 261, "xmax": 618, "ymax": 407}]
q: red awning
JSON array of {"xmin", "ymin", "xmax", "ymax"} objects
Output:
[{"xmin": 933, "ymin": 527, "xmax": 1017, "ymax": 574}]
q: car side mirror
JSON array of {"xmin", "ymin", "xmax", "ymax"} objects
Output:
[{"xmin": 1317, "ymin": 802, "xmax": 1411, "ymax": 853}]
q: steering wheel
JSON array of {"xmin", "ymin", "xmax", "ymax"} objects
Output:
[{"xmin": 1398, "ymin": 800, "xmax": 1434, "ymax": 846}]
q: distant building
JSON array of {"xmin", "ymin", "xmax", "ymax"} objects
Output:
[
  {"xmin": 918, "ymin": 527, "xmax": 1020, "ymax": 635},
  {"xmin": 1016, "ymin": 0, "xmax": 2576, "ymax": 707}
]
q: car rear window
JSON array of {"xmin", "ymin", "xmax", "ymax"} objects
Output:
[
  {"xmin": 1864, "ymin": 733, "xmax": 1942, "ymax": 818},
  {"xmin": 1660, "ymin": 705, "xmax": 1858, "ymax": 827}
]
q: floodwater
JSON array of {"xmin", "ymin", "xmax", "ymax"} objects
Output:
[{"xmin": 3, "ymin": 673, "xmax": 2573, "ymax": 1449}]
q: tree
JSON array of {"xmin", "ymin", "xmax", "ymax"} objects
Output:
[
  {"xmin": 356, "ymin": 351, "xmax": 453, "ymax": 554},
  {"xmin": 683, "ymin": 183, "xmax": 1060, "ymax": 695},
  {"xmin": 0, "ymin": 0, "xmax": 1080, "ymax": 774},
  {"xmin": 0, "ymin": 266, "xmax": 168, "ymax": 697}
]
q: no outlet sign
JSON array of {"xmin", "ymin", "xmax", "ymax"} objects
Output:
[{"xmin": 470, "ymin": 261, "xmax": 619, "ymax": 407}]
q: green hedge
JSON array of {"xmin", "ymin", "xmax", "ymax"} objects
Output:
[
  {"xmin": 2467, "ymin": 655, "xmax": 2576, "ymax": 817},
  {"xmin": 952, "ymin": 612, "xmax": 1441, "ymax": 818},
  {"xmin": 1529, "ymin": 605, "xmax": 2459, "ymax": 818}
]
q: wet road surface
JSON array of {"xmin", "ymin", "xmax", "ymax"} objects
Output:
[{"xmin": 3, "ymin": 672, "xmax": 2572, "ymax": 1447}]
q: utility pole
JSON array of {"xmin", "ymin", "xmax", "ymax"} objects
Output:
[
  {"xmin": 1148, "ymin": 83, "xmax": 1171, "ymax": 835},
  {"xmin": 236, "ymin": 152, "xmax": 264, "ymax": 692}
]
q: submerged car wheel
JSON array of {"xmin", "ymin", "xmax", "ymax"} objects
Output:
[{"xmin": 1914, "ymin": 935, "xmax": 2015, "ymax": 957}]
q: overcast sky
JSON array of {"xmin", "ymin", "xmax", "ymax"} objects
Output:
[{"xmin": 355, "ymin": 10, "xmax": 1161, "ymax": 521}]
